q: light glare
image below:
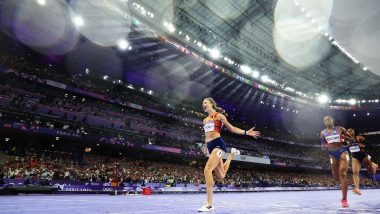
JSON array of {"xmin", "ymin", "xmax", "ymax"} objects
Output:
[{"xmin": 317, "ymin": 94, "xmax": 329, "ymax": 104}]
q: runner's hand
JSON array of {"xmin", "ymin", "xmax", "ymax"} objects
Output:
[{"xmin": 247, "ymin": 127, "xmax": 260, "ymax": 139}]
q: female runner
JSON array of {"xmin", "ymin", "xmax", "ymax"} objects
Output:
[
  {"xmin": 198, "ymin": 98, "xmax": 260, "ymax": 212},
  {"xmin": 347, "ymin": 128, "xmax": 378, "ymax": 195},
  {"xmin": 320, "ymin": 116, "xmax": 351, "ymax": 208}
]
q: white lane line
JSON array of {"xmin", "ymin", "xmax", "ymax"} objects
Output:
[{"xmin": 108, "ymin": 209, "xmax": 195, "ymax": 214}]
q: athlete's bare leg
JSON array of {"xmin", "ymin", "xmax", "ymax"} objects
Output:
[
  {"xmin": 204, "ymin": 149, "xmax": 225, "ymax": 205},
  {"xmin": 339, "ymin": 152, "xmax": 349, "ymax": 201},
  {"xmin": 352, "ymin": 158, "xmax": 361, "ymax": 190}
]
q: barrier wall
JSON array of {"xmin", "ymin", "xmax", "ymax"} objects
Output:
[
  {"xmin": 207, "ymin": 153, "xmax": 271, "ymax": 165},
  {"xmin": 2, "ymin": 179, "xmax": 351, "ymax": 194}
]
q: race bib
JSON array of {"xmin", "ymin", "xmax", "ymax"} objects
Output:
[
  {"xmin": 325, "ymin": 134, "xmax": 341, "ymax": 144},
  {"xmin": 204, "ymin": 121, "xmax": 214, "ymax": 133},
  {"xmin": 349, "ymin": 146, "xmax": 360, "ymax": 153}
]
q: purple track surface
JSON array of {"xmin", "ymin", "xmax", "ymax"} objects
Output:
[{"xmin": 0, "ymin": 190, "xmax": 380, "ymax": 214}]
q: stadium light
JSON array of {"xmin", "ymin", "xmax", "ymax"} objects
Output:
[
  {"xmin": 167, "ymin": 24, "xmax": 175, "ymax": 33},
  {"xmin": 240, "ymin": 65, "xmax": 252, "ymax": 74},
  {"xmin": 209, "ymin": 48, "xmax": 220, "ymax": 59},
  {"xmin": 348, "ymin": 99, "xmax": 356, "ymax": 105},
  {"xmin": 72, "ymin": 15, "xmax": 84, "ymax": 27},
  {"xmin": 118, "ymin": 39, "xmax": 129, "ymax": 50},
  {"xmin": 317, "ymin": 94, "xmax": 329, "ymax": 104},
  {"xmin": 103, "ymin": 75, "xmax": 109, "ymax": 80},
  {"xmin": 261, "ymin": 75, "xmax": 269, "ymax": 82},
  {"xmin": 37, "ymin": 0, "xmax": 46, "ymax": 6},
  {"xmin": 164, "ymin": 22, "xmax": 175, "ymax": 33},
  {"xmin": 252, "ymin": 70, "xmax": 260, "ymax": 79}
]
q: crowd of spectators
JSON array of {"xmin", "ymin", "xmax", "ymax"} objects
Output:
[
  {"xmin": 0, "ymin": 50, "xmax": 312, "ymax": 141},
  {"xmin": 2, "ymin": 71, "xmax": 376, "ymax": 169},
  {"xmin": 1, "ymin": 151, "xmax": 377, "ymax": 188}
]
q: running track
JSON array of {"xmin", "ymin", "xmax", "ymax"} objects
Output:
[{"xmin": 0, "ymin": 189, "xmax": 379, "ymax": 213}]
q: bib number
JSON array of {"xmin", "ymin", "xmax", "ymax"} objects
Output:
[
  {"xmin": 349, "ymin": 146, "xmax": 360, "ymax": 153},
  {"xmin": 204, "ymin": 122, "xmax": 214, "ymax": 133},
  {"xmin": 325, "ymin": 134, "xmax": 341, "ymax": 144}
]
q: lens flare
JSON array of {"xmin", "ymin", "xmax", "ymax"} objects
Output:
[
  {"xmin": 273, "ymin": 0, "xmax": 332, "ymax": 69},
  {"xmin": 69, "ymin": 0, "xmax": 130, "ymax": 47},
  {"xmin": 13, "ymin": 0, "xmax": 68, "ymax": 48}
]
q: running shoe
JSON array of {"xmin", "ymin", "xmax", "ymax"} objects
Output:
[
  {"xmin": 231, "ymin": 148, "xmax": 240, "ymax": 156},
  {"xmin": 198, "ymin": 202, "xmax": 215, "ymax": 212},
  {"xmin": 353, "ymin": 188, "xmax": 362, "ymax": 195},
  {"xmin": 341, "ymin": 199, "xmax": 349, "ymax": 208}
]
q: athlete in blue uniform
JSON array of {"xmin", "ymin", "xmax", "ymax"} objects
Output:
[{"xmin": 320, "ymin": 116, "xmax": 351, "ymax": 208}]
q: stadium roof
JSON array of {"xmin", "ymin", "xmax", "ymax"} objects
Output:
[
  {"xmin": 132, "ymin": 0, "xmax": 380, "ymax": 102},
  {"xmin": 2, "ymin": 0, "xmax": 380, "ymax": 107}
]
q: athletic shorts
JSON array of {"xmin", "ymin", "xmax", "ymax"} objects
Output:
[
  {"xmin": 351, "ymin": 151, "xmax": 369, "ymax": 162},
  {"xmin": 328, "ymin": 147, "xmax": 348, "ymax": 159},
  {"xmin": 206, "ymin": 137, "xmax": 227, "ymax": 154}
]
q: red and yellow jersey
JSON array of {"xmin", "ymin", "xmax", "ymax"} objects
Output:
[{"xmin": 203, "ymin": 112, "xmax": 223, "ymax": 133}]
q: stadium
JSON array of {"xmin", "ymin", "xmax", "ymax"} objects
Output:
[{"xmin": 0, "ymin": 0, "xmax": 379, "ymax": 213}]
